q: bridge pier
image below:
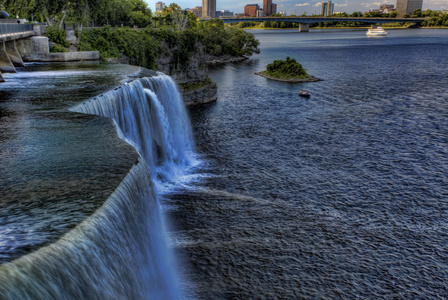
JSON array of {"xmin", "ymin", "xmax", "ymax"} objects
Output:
[
  {"xmin": 5, "ymin": 40, "xmax": 24, "ymax": 67},
  {"xmin": 299, "ymin": 23, "xmax": 310, "ymax": 33},
  {"xmin": 0, "ymin": 42, "xmax": 16, "ymax": 73}
]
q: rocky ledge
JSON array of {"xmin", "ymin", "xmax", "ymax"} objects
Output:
[
  {"xmin": 205, "ymin": 55, "xmax": 249, "ymax": 65},
  {"xmin": 255, "ymin": 72, "xmax": 321, "ymax": 83},
  {"xmin": 180, "ymin": 81, "xmax": 218, "ymax": 106}
]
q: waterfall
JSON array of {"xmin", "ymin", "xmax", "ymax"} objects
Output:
[
  {"xmin": 71, "ymin": 74, "xmax": 197, "ymax": 191},
  {"xmin": 0, "ymin": 73, "xmax": 195, "ymax": 299}
]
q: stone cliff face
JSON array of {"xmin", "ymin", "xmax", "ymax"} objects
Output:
[{"xmin": 156, "ymin": 43, "xmax": 217, "ymax": 106}]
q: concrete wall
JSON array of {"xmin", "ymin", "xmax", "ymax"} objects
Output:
[
  {"xmin": 16, "ymin": 36, "xmax": 49, "ymax": 61},
  {"xmin": 16, "ymin": 36, "xmax": 99, "ymax": 62},
  {"xmin": 1, "ymin": 34, "xmax": 99, "ymax": 82},
  {"xmin": 47, "ymin": 51, "xmax": 100, "ymax": 62}
]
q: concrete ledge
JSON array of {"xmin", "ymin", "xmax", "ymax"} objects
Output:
[
  {"xmin": 47, "ymin": 51, "xmax": 100, "ymax": 62},
  {"xmin": 0, "ymin": 31, "xmax": 34, "ymax": 42}
]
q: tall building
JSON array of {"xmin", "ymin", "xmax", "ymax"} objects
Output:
[
  {"xmin": 155, "ymin": 2, "xmax": 165, "ymax": 12},
  {"xmin": 321, "ymin": 1, "xmax": 334, "ymax": 16},
  {"xmin": 193, "ymin": 6, "xmax": 202, "ymax": 18},
  {"xmin": 244, "ymin": 4, "xmax": 260, "ymax": 17},
  {"xmin": 263, "ymin": 0, "xmax": 272, "ymax": 16},
  {"xmin": 271, "ymin": 3, "xmax": 277, "ymax": 15},
  {"xmin": 396, "ymin": 0, "xmax": 423, "ymax": 16},
  {"xmin": 380, "ymin": 4, "xmax": 395, "ymax": 13},
  {"xmin": 202, "ymin": 0, "xmax": 216, "ymax": 18}
]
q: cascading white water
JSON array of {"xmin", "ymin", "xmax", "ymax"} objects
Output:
[
  {"xmin": 0, "ymin": 162, "xmax": 180, "ymax": 299},
  {"xmin": 0, "ymin": 73, "xmax": 195, "ymax": 299},
  {"xmin": 71, "ymin": 74, "xmax": 197, "ymax": 191}
]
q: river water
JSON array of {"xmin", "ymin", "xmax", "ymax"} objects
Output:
[
  {"xmin": 166, "ymin": 29, "xmax": 448, "ymax": 299},
  {"xmin": 0, "ymin": 29, "xmax": 447, "ymax": 299}
]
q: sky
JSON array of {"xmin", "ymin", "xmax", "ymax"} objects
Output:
[{"xmin": 146, "ymin": 0, "xmax": 448, "ymax": 15}]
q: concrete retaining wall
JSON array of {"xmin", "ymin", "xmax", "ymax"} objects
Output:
[{"xmin": 16, "ymin": 36, "xmax": 99, "ymax": 62}]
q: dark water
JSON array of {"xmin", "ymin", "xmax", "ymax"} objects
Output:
[
  {"xmin": 166, "ymin": 29, "xmax": 448, "ymax": 299},
  {"xmin": 0, "ymin": 62, "xmax": 140, "ymax": 262}
]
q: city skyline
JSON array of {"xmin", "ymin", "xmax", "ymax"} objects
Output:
[{"xmin": 147, "ymin": 0, "xmax": 446, "ymax": 15}]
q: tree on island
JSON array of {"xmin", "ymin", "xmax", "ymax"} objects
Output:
[{"xmin": 263, "ymin": 57, "xmax": 310, "ymax": 80}]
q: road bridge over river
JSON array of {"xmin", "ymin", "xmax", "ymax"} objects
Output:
[
  {"xmin": 0, "ymin": 22, "xmax": 99, "ymax": 82},
  {"xmin": 0, "ymin": 23, "xmax": 34, "ymax": 80},
  {"xmin": 218, "ymin": 16, "xmax": 426, "ymax": 32}
]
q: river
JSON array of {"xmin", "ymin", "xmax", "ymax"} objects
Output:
[
  {"xmin": 1, "ymin": 28, "xmax": 448, "ymax": 299},
  {"xmin": 168, "ymin": 28, "xmax": 448, "ymax": 299}
]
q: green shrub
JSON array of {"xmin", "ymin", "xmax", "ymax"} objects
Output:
[
  {"xmin": 264, "ymin": 57, "xmax": 310, "ymax": 79},
  {"xmin": 46, "ymin": 26, "xmax": 70, "ymax": 47},
  {"xmin": 50, "ymin": 44, "xmax": 67, "ymax": 53}
]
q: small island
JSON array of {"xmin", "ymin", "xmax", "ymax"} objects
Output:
[{"xmin": 256, "ymin": 57, "xmax": 321, "ymax": 83}]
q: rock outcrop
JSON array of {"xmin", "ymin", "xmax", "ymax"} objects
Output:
[
  {"xmin": 154, "ymin": 43, "xmax": 217, "ymax": 106},
  {"xmin": 155, "ymin": 43, "xmax": 247, "ymax": 106}
]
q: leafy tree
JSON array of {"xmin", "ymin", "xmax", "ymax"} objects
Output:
[
  {"xmin": 264, "ymin": 57, "xmax": 309, "ymax": 79},
  {"xmin": 412, "ymin": 9, "xmax": 422, "ymax": 17}
]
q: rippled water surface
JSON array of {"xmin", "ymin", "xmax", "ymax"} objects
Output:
[
  {"xmin": 0, "ymin": 62, "xmax": 140, "ymax": 262},
  {"xmin": 166, "ymin": 29, "xmax": 448, "ymax": 299}
]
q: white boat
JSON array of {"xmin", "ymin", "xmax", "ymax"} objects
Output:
[{"xmin": 366, "ymin": 26, "xmax": 388, "ymax": 37}]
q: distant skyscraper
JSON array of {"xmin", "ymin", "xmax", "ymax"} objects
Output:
[
  {"xmin": 263, "ymin": 0, "xmax": 272, "ymax": 16},
  {"xmin": 193, "ymin": 6, "xmax": 203, "ymax": 18},
  {"xmin": 155, "ymin": 2, "xmax": 165, "ymax": 12},
  {"xmin": 271, "ymin": 3, "xmax": 277, "ymax": 15},
  {"xmin": 396, "ymin": 0, "xmax": 423, "ymax": 16},
  {"xmin": 321, "ymin": 1, "xmax": 334, "ymax": 16},
  {"xmin": 202, "ymin": 0, "xmax": 216, "ymax": 18}
]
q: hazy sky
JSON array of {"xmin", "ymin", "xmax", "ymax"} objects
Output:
[{"xmin": 147, "ymin": 0, "xmax": 448, "ymax": 14}]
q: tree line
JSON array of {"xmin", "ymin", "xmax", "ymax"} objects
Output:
[{"xmin": 2, "ymin": 0, "xmax": 153, "ymax": 29}]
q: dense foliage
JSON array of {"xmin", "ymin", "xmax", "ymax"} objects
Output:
[
  {"xmin": 264, "ymin": 57, "xmax": 310, "ymax": 80},
  {"xmin": 421, "ymin": 13, "xmax": 448, "ymax": 27},
  {"xmin": 78, "ymin": 26, "xmax": 158, "ymax": 69},
  {"xmin": 1, "ymin": 0, "xmax": 153, "ymax": 28},
  {"xmin": 199, "ymin": 19, "xmax": 259, "ymax": 56},
  {"xmin": 46, "ymin": 25, "xmax": 70, "ymax": 47},
  {"xmin": 77, "ymin": 19, "xmax": 259, "ymax": 71}
]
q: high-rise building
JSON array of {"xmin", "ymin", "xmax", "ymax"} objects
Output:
[
  {"xmin": 396, "ymin": 0, "xmax": 423, "ymax": 16},
  {"xmin": 271, "ymin": 3, "xmax": 277, "ymax": 15},
  {"xmin": 193, "ymin": 6, "xmax": 202, "ymax": 18},
  {"xmin": 155, "ymin": 2, "xmax": 165, "ymax": 12},
  {"xmin": 321, "ymin": 1, "xmax": 334, "ymax": 16},
  {"xmin": 263, "ymin": 0, "xmax": 272, "ymax": 16},
  {"xmin": 202, "ymin": 0, "xmax": 217, "ymax": 18},
  {"xmin": 244, "ymin": 4, "xmax": 260, "ymax": 17}
]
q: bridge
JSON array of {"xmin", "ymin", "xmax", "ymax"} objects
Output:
[
  {"xmin": 0, "ymin": 22, "xmax": 99, "ymax": 82},
  {"xmin": 218, "ymin": 16, "xmax": 427, "ymax": 32},
  {"xmin": 0, "ymin": 23, "xmax": 35, "ymax": 81}
]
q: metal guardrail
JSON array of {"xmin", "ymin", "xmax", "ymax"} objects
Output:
[{"xmin": 0, "ymin": 24, "xmax": 34, "ymax": 35}]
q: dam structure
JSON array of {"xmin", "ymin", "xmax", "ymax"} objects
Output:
[
  {"xmin": 0, "ymin": 73, "xmax": 195, "ymax": 299},
  {"xmin": 0, "ymin": 22, "xmax": 99, "ymax": 82}
]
